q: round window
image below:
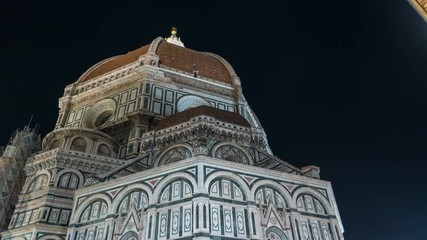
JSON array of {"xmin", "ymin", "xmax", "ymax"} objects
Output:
[
  {"xmin": 176, "ymin": 95, "xmax": 211, "ymax": 112},
  {"xmin": 83, "ymin": 99, "xmax": 117, "ymax": 128}
]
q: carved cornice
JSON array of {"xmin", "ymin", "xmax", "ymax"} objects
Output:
[
  {"xmin": 24, "ymin": 148, "xmax": 124, "ymax": 175},
  {"xmin": 17, "ymin": 186, "xmax": 74, "ymax": 205},
  {"xmin": 140, "ymin": 115, "xmax": 255, "ymax": 153},
  {"xmin": 163, "ymin": 70, "xmax": 235, "ymax": 98},
  {"xmin": 62, "ymin": 62, "xmax": 165, "ymax": 106},
  {"xmin": 43, "ymin": 127, "xmax": 118, "ymax": 150}
]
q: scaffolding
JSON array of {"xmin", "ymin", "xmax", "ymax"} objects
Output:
[{"xmin": 0, "ymin": 123, "xmax": 41, "ymax": 230}]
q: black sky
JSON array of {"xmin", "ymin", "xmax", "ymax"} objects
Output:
[{"xmin": 1, "ymin": 1, "xmax": 427, "ymax": 239}]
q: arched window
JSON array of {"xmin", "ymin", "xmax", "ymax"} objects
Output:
[
  {"xmin": 158, "ymin": 147, "xmax": 192, "ymax": 166},
  {"xmin": 57, "ymin": 172, "xmax": 80, "ymax": 189},
  {"xmin": 155, "ymin": 179, "xmax": 193, "ymax": 239},
  {"xmin": 158, "ymin": 179, "xmax": 193, "ymax": 204},
  {"xmin": 208, "ymin": 178, "xmax": 247, "ymax": 238},
  {"xmin": 255, "ymin": 186, "xmax": 288, "ymax": 208},
  {"xmin": 209, "ymin": 178, "xmax": 246, "ymax": 201},
  {"xmin": 97, "ymin": 144, "xmax": 110, "ymax": 156},
  {"xmin": 27, "ymin": 174, "xmax": 49, "ymax": 193},
  {"xmin": 79, "ymin": 200, "xmax": 108, "ymax": 223},
  {"xmin": 116, "ymin": 190, "xmax": 148, "ymax": 214},
  {"xmin": 295, "ymin": 194, "xmax": 331, "ymax": 240},
  {"xmin": 214, "ymin": 144, "xmax": 250, "ymax": 164},
  {"xmin": 71, "ymin": 137, "xmax": 87, "ymax": 152},
  {"xmin": 296, "ymin": 194, "xmax": 327, "ymax": 215}
]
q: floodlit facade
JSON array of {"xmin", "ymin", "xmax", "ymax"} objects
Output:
[{"xmin": 0, "ymin": 29, "xmax": 345, "ymax": 240}]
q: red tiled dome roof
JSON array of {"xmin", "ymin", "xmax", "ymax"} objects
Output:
[
  {"xmin": 77, "ymin": 38, "xmax": 237, "ymax": 84},
  {"xmin": 78, "ymin": 45, "xmax": 150, "ymax": 82},
  {"xmin": 155, "ymin": 105, "xmax": 251, "ymax": 130}
]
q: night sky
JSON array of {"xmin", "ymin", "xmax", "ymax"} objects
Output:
[{"xmin": 1, "ymin": 1, "xmax": 426, "ymax": 239}]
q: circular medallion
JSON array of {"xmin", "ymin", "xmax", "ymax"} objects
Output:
[{"xmin": 270, "ymin": 217, "xmax": 277, "ymax": 224}]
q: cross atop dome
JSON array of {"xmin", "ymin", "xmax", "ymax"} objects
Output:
[{"xmin": 166, "ymin": 26, "xmax": 185, "ymax": 47}]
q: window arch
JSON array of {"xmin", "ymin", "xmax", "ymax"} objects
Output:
[
  {"xmin": 213, "ymin": 144, "xmax": 250, "ymax": 164},
  {"xmin": 71, "ymin": 137, "xmax": 87, "ymax": 152},
  {"xmin": 97, "ymin": 143, "xmax": 110, "ymax": 156},
  {"xmin": 158, "ymin": 179, "xmax": 193, "ymax": 204},
  {"xmin": 79, "ymin": 200, "xmax": 108, "ymax": 223},
  {"xmin": 157, "ymin": 146, "xmax": 192, "ymax": 166},
  {"xmin": 209, "ymin": 178, "xmax": 246, "ymax": 201},
  {"xmin": 296, "ymin": 194, "xmax": 327, "ymax": 215},
  {"xmin": 255, "ymin": 186, "xmax": 289, "ymax": 208},
  {"xmin": 27, "ymin": 174, "xmax": 49, "ymax": 193},
  {"xmin": 116, "ymin": 190, "xmax": 149, "ymax": 214},
  {"xmin": 57, "ymin": 172, "xmax": 80, "ymax": 189}
]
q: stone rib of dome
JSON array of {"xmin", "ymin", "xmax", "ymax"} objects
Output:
[
  {"xmin": 155, "ymin": 105, "xmax": 250, "ymax": 130},
  {"xmin": 77, "ymin": 38, "xmax": 234, "ymax": 84}
]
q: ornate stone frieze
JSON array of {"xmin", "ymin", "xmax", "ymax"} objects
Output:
[
  {"xmin": 24, "ymin": 149, "xmax": 123, "ymax": 176},
  {"xmin": 192, "ymin": 145, "xmax": 209, "ymax": 156},
  {"xmin": 42, "ymin": 127, "xmax": 118, "ymax": 152},
  {"xmin": 24, "ymin": 151, "xmax": 57, "ymax": 176},
  {"xmin": 140, "ymin": 115, "xmax": 253, "ymax": 153}
]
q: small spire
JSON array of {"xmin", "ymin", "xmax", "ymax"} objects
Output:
[{"xmin": 166, "ymin": 26, "xmax": 185, "ymax": 47}]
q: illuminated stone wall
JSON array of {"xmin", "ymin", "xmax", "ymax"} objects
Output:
[{"xmin": 0, "ymin": 33, "xmax": 345, "ymax": 240}]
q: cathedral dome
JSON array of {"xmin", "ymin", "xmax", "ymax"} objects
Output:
[{"xmin": 76, "ymin": 37, "xmax": 239, "ymax": 85}]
